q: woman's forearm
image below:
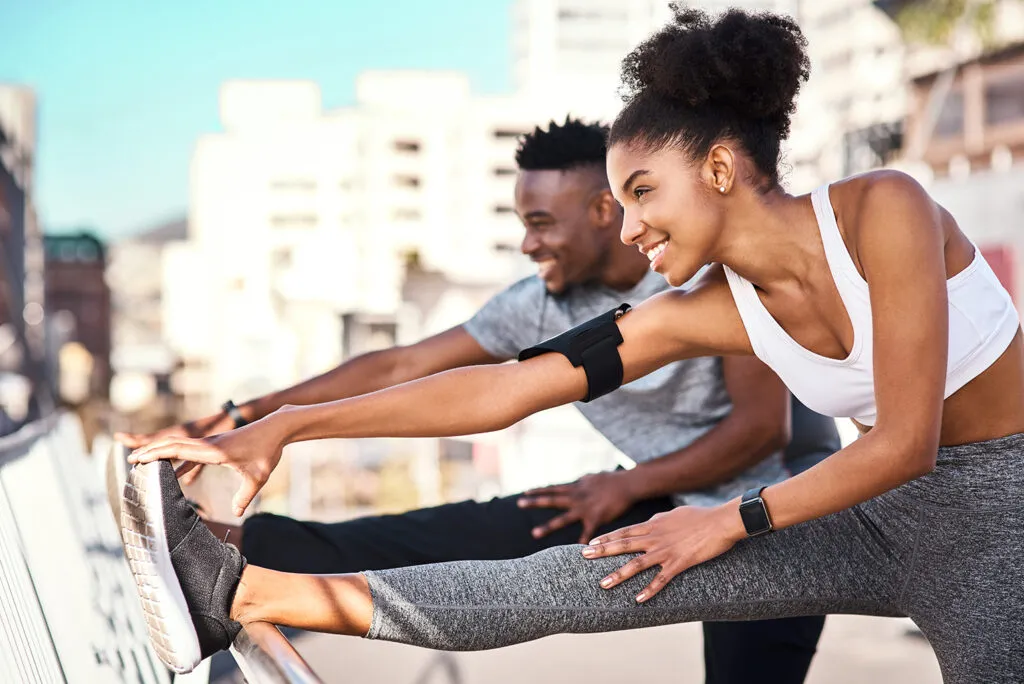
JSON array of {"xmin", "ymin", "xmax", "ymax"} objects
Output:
[
  {"xmin": 240, "ymin": 327, "xmax": 498, "ymax": 423},
  {"xmin": 268, "ymin": 354, "xmax": 588, "ymax": 445},
  {"xmin": 754, "ymin": 429, "xmax": 934, "ymax": 533}
]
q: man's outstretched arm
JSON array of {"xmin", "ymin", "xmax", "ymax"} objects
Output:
[{"xmin": 119, "ymin": 326, "xmax": 502, "ymax": 445}]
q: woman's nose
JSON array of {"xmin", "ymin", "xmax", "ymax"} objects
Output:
[{"xmin": 619, "ymin": 210, "xmax": 645, "ymax": 246}]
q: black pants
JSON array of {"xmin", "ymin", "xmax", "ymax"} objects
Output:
[{"xmin": 243, "ymin": 493, "xmax": 824, "ymax": 684}]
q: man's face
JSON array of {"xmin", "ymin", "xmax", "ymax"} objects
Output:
[{"xmin": 515, "ymin": 168, "xmax": 611, "ymax": 294}]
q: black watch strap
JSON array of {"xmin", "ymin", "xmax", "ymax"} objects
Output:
[
  {"xmin": 221, "ymin": 400, "xmax": 249, "ymax": 429},
  {"xmin": 738, "ymin": 486, "xmax": 774, "ymax": 537}
]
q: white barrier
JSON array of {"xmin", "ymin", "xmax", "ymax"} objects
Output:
[
  {"xmin": 0, "ymin": 414, "xmax": 171, "ymax": 683},
  {"xmin": 0, "ymin": 415, "xmax": 323, "ymax": 684}
]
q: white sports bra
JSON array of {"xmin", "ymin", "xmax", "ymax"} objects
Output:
[{"xmin": 723, "ymin": 183, "xmax": 1020, "ymax": 426}]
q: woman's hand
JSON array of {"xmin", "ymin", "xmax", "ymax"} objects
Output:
[
  {"xmin": 581, "ymin": 503, "xmax": 746, "ymax": 603},
  {"xmin": 115, "ymin": 411, "xmax": 238, "ymax": 486},
  {"xmin": 127, "ymin": 416, "xmax": 289, "ymax": 517}
]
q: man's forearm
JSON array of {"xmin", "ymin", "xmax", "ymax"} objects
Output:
[{"xmin": 622, "ymin": 411, "xmax": 788, "ymax": 502}]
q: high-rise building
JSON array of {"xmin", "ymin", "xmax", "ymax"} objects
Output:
[
  {"xmin": 167, "ymin": 76, "xmax": 623, "ymax": 514},
  {"xmin": 509, "ymin": 0, "xmax": 918, "ymax": 191},
  {"xmin": 169, "ymin": 76, "xmax": 554, "ymax": 412},
  {"xmin": 43, "ymin": 232, "xmax": 112, "ymax": 401},
  {"xmin": 0, "ymin": 84, "xmax": 47, "ymax": 421},
  {"xmin": 512, "ymin": 0, "xmax": 799, "ymax": 118}
]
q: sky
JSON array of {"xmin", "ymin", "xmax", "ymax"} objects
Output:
[{"xmin": 0, "ymin": 0, "xmax": 512, "ymax": 239}]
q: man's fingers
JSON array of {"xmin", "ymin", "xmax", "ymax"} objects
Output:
[
  {"xmin": 532, "ymin": 511, "xmax": 579, "ymax": 539},
  {"xmin": 114, "ymin": 432, "xmax": 147, "ymax": 448},
  {"xmin": 636, "ymin": 567, "xmax": 680, "ymax": 603},
  {"xmin": 578, "ymin": 519, "xmax": 599, "ymax": 546},
  {"xmin": 517, "ymin": 494, "xmax": 573, "ymax": 510},
  {"xmin": 521, "ymin": 484, "xmax": 571, "ymax": 497},
  {"xmin": 596, "ymin": 553, "xmax": 659, "ymax": 590}
]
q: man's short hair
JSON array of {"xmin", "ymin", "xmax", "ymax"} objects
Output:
[{"xmin": 515, "ymin": 117, "xmax": 609, "ymax": 172}]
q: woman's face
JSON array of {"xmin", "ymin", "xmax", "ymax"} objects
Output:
[{"xmin": 606, "ymin": 142, "xmax": 724, "ymax": 287}]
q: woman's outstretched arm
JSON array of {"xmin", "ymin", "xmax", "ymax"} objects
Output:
[{"xmin": 129, "ymin": 269, "xmax": 750, "ymax": 514}]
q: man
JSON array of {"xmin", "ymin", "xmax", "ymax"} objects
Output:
[{"xmin": 121, "ymin": 118, "xmax": 839, "ymax": 684}]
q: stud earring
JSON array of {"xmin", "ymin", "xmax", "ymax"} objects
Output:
[{"xmin": 719, "ymin": 186, "xmax": 726, "ymax": 193}]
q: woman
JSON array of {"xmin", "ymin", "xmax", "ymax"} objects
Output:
[{"xmin": 124, "ymin": 8, "xmax": 1024, "ymax": 683}]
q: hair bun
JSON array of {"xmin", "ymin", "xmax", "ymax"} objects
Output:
[{"xmin": 620, "ymin": 7, "xmax": 810, "ymax": 128}]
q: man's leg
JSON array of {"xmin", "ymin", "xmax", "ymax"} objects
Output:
[
  {"xmin": 239, "ymin": 490, "xmax": 675, "ymax": 574},
  {"xmin": 703, "ymin": 617, "xmax": 826, "ymax": 684}
]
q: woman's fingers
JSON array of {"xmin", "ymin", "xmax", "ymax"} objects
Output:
[
  {"xmin": 587, "ymin": 520, "xmax": 651, "ymax": 547},
  {"xmin": 596, "ymin": 553, "xmax": 659, "ymax": 590},
  {"xmin": 129, "ymin": 438, "xmax": 223, "ymax": 465},
  {"xmin": 635, "ymin": 567, "xmax": 679, "ymax": 603},
  {"xmin": 174, "ymin": 460, "xmax": 200, "ymax": 479},
  {"xmin": 177, "ymin": 462, "xmax": 205, "ymax": 486},
  {"xmin": 232, "ymin": 477, "xmax": 264, "ymax": 518},
  {"xmin": 581, "ymin": 535, "xmax": 648, "ymax": 559}
]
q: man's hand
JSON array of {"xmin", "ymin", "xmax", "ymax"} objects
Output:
[
  {"xmin": 517, "ymin": 470, "xmax": 638, "ymax": 544},
  {"xmin": 115, "ymin": 411, "xmax": 234, "ymax": 485}
]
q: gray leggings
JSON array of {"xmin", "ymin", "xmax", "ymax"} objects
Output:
[{"xmin": 365, "ymin": 434, "xmax": 1024, "ymax": 684}]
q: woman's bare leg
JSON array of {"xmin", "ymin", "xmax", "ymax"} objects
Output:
[{"xmin": 230, "ymin": 566, "xmax": 373, "ymax": 636}]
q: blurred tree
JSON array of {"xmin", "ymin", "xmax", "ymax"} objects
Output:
[{"xmin": 894, "ymin": 0, "xmax": 1003, "ymax": 48}]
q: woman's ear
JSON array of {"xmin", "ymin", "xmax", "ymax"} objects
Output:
[{"xmin": 706, "ymin": 144, "xmax": 736, "ymax": 194}]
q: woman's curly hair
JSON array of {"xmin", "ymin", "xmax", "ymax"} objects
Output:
[{"xmin": 609, "ymin": 6, "xmax": 810, "ymax": 187}]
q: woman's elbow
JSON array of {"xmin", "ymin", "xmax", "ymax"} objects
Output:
[
  {"xmin": 893, "ymin": 434, "xmax": 939, "ymax": 480},
  {"xmin": 907, "ymin": 449, "xmax": 938, "ymax": 479}
]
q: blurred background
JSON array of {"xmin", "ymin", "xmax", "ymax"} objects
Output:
[{"xmin": 1, "ymin": 0, "xmax": 1022, "ymax": 681}]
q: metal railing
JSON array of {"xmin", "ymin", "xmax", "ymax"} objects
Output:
[{"xmin": 0, "ymin": 413, "xmax": 323, "ymax": 684}]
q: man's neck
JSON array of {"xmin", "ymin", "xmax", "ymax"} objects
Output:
[{"xmin": 597, "ymin": 244, "xmax": 652, "ymax": 292}]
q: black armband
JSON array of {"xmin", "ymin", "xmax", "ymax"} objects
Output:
[{"xmin": 517, "ymin": 303, "xmax": 631, "ymax": 402}]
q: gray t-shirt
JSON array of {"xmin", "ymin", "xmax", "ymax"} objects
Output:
[{"xmin": 463, "ymin": 271, "xmax": 790, "ymax": 507}]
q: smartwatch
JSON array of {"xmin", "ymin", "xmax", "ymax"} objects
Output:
[
  {"xmin": 221, "ymin": 400, "xmax": 249, "ymax": 429},
  {"xmin": 739, "ymin": 486, "xmax": 774, "ymax": 537}
]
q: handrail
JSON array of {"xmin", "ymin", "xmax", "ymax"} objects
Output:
[{"xmin": 231, "ymin": 622, "xmax": 324, "ymax": 684}]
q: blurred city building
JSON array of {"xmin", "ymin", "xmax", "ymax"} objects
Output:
[
  {"xmin": 900, "ymin": 41, "xmax": 1024, "ymax": 305},
  {"xmin": 0, "ymin": 84, "xmax": 48, "ymax": 428},
  {"xmin": 512, "ymin": 0, "xmax": 675, "ymax": 116},
  {"xmin": 511, "ymin": 0, "xmax": 914, "ymax": 190},
  {"xmin": 43, "ymin": 232, "xmax": 112, "ymax": 401},
  {"xmin": 106, "ymin": 218, "xmax": 185, "ymax": 432}
]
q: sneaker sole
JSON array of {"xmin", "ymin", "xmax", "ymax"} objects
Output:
[{"xmin": 121, "ymin": 461, "xmax": 203, "ymax": 673}]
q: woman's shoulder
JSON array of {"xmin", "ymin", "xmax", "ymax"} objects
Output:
[
  {"xmin": 828, "ymin": 170, "xmax": 940, "ymax": 248},
  {"xmin": 829, "ymin": 169, "xmax": 930, "ymax": 210}
]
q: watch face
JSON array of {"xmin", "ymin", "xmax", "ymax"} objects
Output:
[{"xmin": 739, "ymin": 498, "xmax": 772, "ymax": 536}]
